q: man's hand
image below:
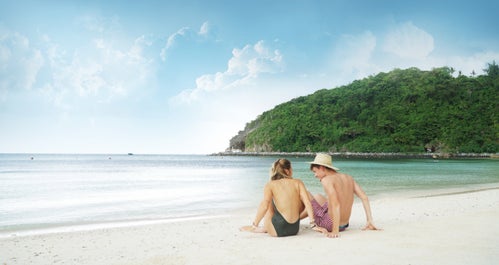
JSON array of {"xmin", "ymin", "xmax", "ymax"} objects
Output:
[
  {"xmin": 362, "ymin": 222, "xmax": 380, "ymax": 231},
  {"xmin": 326, "ymin": 231, "xmax": 340, "ymax": 238}
]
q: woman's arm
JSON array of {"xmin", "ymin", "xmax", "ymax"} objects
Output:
[
  {"xmin": 297, "ymin": 180, "xmax": 316, "ymax": 227},
  {"xmin": 252, "ymin": 182, "xmax": 272, "ymax": 227},
  {"xmin": 240, "ymin": 182, "xmax": 273, "ymax": 233}
]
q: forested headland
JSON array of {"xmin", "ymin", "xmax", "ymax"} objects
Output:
[{"xmin": 226, "ymin": 62, "xmax": 498, "ymax": 156}]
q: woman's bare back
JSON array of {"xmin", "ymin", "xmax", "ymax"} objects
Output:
[{"xmin": 269, "ymin": 179, "xmax": 305, "ymax": 223}]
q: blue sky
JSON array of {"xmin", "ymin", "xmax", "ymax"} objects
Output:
[{"xmin": 0, "ymin": 0, "xmax": 498, "ymax": 154}]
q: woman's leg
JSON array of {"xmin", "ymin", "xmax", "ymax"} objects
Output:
[
  {"xmin": 300, "ymin": 191, "xmax": 315, "ymax": 219},
  {"xmin": 263, "ymin": 202, "xmax": 277, "ymax": 236}
]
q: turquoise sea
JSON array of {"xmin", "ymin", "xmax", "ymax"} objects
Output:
[{"xmin": 1, "ymin": 153, "xmax": 498, "ymax": 236}]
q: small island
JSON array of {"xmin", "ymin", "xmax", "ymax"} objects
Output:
[{"xmin": 225, "ymin": 64, "xmax": 499, "ymax": 157}]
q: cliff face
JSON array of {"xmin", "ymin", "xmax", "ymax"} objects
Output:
[
  {"xmin": 227, "ymin": 65, "xmax": 499, "ymax": 154},
  {"xmin": 228, "ymin": 130, "xmax": 247, "ymax": 151},
  {"xmin": 228, "ymin": 119, "xmax": 260, "ymax": 151}
]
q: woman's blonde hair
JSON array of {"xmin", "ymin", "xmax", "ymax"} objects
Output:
[{"xmin": 270, "ymin": 158, "xmax": 292, "ymax": 180}]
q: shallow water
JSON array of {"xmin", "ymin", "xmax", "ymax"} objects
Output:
[{"xmin": 1, "ymin": 153, "xmax": 498, "ymax": 235}]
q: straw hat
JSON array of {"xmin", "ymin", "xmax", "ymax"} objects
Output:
[{"xmin": 309, "ymin": 153, "xmax": 340, "ymax": 171}]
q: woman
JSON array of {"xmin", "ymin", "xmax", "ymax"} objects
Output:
[{"xmin": 240, "ymin": 158, "xmax": 316, "ymax": 237}]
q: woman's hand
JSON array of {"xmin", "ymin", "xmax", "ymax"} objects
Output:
[
  {"xmin": 239, "ymin": 225, "xmax": 255, "ymax": 232},
  {"xmin": 239, "ymin": 224, "xmax": 266, "ymax": 233},
  {"xmin": 312, "ymin": 226, "xmax": 328, "ymax": 234}
]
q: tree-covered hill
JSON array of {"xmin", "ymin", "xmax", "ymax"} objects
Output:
[{"xmin": 228, "ymin": 63, "xmax": 499, "ymax": 154}]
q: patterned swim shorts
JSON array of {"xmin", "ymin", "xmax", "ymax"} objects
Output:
[
  {"xmin": 311, "ymin": 199, "xmax": 333, "ymax": 232},
  {"xmin": 311, "ymin": 199, "xmax": 349, "ymax": 232}
]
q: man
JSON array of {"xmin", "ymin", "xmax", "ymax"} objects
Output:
[{"xmin": 307, "ymin": 153, "xmax": 378, "ymax": 238}]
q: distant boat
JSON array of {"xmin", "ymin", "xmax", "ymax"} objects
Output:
[{"xmin": 128, "ymin": 153, "xmax": 134, "ymax": 155}]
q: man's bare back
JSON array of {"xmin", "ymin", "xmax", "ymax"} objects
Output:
[
  {"xmin": 321, "ymin": 172, "xmax": 355, "ymax": 225},
  {"xmin": 308, "ymin": 153, "xmax": 379, "ymax": 238}
]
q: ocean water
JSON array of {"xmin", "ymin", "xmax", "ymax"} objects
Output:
[{"xmin": 1, "ymin": 153, "xmax": 498, "ymax": 236}]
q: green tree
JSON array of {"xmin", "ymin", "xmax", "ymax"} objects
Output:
[{"xmin": 229, "ymin": 63, "xmax": 499, "ymax": 154}]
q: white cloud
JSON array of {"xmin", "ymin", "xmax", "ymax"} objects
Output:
[
  {"xmin": 160, "ymin": 21, "xmax": 212, "ymax": 61},
  {"xmin": 329, "ymin": 31, "xmax": 379, "ymax": 82},
  {"xmin": 171, "ymin": 40, "xmax": 284, "ymax": 104},
  {"xmin": 0, "ymin": 28, "xmax": 44, "ymax": 101},
  {"xmin": 383, "ymin": 22, "xmax": 434, "ymax": 59},
  {"xmin": 161, "ymin": 26, "xmax": 190, "ymax": 60},
  {"xmin": 53, "ymin": 54, "xmax": 105, "ymax": 97},
  {"xmin": 436, "ymin": 51, "xmax": 499, "ymax": 76},
  {"xmin": 40, "ymin": 36, "xmax": 154, "ymax": 109},
  {"xmin": 198, "ymin": 21, "xmax": 210, "ymax": 36},
  {"xmin": 376, "ymin": 22, "xmax": 494, "ymax": 77},
  {"xmin": 0, "ymin": 20, "xmax": 156, "ymax": 106}
]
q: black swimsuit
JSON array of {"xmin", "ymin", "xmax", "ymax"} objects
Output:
[{"xmin": 271, "ymin": 200, "xmax": 300, "ymax": 237}]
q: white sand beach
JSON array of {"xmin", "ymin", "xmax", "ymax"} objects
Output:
[{"xmin": 2, "ymin": 185, "xmax": 499, "ymax": 265}]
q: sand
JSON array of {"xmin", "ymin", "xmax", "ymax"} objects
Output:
[{"xmin": 1, "ymin": 185, "xmax": 499, "ymax": 265}]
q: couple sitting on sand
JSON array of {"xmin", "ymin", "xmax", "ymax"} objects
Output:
[{"xmin": 240, "ymin": 153, "xmax": 379, "ymax": 238}]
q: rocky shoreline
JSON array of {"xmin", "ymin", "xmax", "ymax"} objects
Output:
[{"xmin": 211, "ymin": 151, "xmax": 498, "ymax": 159}]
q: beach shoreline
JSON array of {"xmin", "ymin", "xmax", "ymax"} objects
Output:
[
  {"xmin": 2, "ymin": 184, "xmax": 498, "ymax": 265},
  {"xmin": 211, "ymin": 151, "xmax": 498, "ymax": 159}
]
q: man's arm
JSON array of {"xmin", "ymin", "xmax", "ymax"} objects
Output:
[
  {"xmin": 353, "ymin": 180, "xmax": 379, "ymax": 230},
  {"xmin": 322, "ymin": 177, "xmax": 341, "ymax": 238}
]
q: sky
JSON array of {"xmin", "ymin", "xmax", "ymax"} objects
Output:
[{"xmin": 0, "ymin": 0, "xmax": 498, "ymax": 154}]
